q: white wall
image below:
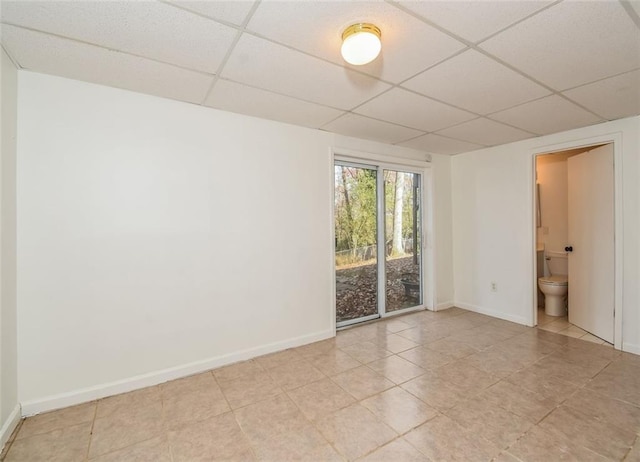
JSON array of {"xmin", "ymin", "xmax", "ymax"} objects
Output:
[
  {"xmin": 0, "ymin": 48, "xmax": 20, "ymax": 447},
  {"xmin": 16, "ymin": 72, "xmax": 450, "ymax": 413},
  {"xmin": 431, "ymin": 154, "xmax": 454, "ymax": 308},
  {"xmin": 536, "ymin": 154, "xmax": 569, "ymax": 256},
  {"xmin": 452, "ymin": 116, "xmax": 640, "ymax": 353}
]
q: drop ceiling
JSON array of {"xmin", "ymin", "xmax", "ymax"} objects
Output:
[{"xmin": 1, "ymin": 0, "xmax": 639, "ymax": 155}]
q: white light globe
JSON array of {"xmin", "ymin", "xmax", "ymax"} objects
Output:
[{"xmin": 341, "ymin": 24, "xmax": 381, "ymax": 66}]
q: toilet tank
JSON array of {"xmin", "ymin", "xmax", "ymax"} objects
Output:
[{"xmin": 546, "ymin": 250, "xmax": 568, "ymax": 276}]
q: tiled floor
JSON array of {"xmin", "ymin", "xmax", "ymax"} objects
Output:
[
  {"xmin": 537, "ymin": 307, "xmax": 611, "ymax": 345},
  {"xmin": 2, "ymin": 307, "xmax": 639, "ymax": 461}
]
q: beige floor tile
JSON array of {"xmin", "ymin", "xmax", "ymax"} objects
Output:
[
  {"xmin": 558, "ymin": 324, "xmax": 588, "ymax": 338},
  {"xmin": 266, "ymin": 359, "xmax": 325, "ymax": 391},
  {"xmin": 286, "ymin": 377, "xmax": 355, "ymax": 421},
  {"xmin": 492, "ymin": 451, "xmax": 522, "ymax": 462},
  {"xmin": 538, "ymin": 319, "xmax": 571, "ymax": 333},
  {"xmin": 256, "ymin": 349, "xmax": 303, "ymax": 370},
  {"xmin": 161, "ymin": 372, "xmax": 230, "ymax": 430},
  {"xmin": 424, "ymin": 338, "xmax": 480, "ymax": 359},
  {"xmin": 375, "ymin": 334, "xmax": 420, "ymax": 354},
  {"xmin": 398, "ymin": 345, "xmax": 455, "ymax": 370},
  {"xmin": 212, "ymin": 359, "xmax": 264, "ymax": 382},
  {"xmin": 488, "ymin": 318, "xmax": 531, "ymax": 335},
  {"xmin": 619, "ymin": 352, "xmax": 640, "ymax": 368},
  {"xmin": 527, "ymin": 354, "xmax": 599, "ymax": 386},
  {"xmin": 580, "ymin": 333, "xmax": 606, "ymax": 344},
  {"xmin": 504, "ymin": 367, "xmax": 578, "ymax": 403},
  {"xmin": 444, "ymin": 397, "xmax": 533, "ymax": 448},
  {"xmin": 6, "ymin": 422, "xmax": 92, "ymax": 462},
  {"xmin": 358, "ymin": 437, "xmax": 429, "ymax": 461},
  {"xmin": 168, "ymin": 412, "xmax": 255, "ymax": 462},
  {"xmin": 626, "ymin": 438, "xmax": 640, "ymax": 462},
  {"xmin": 334, "ymin": 328, "xmax": 366, "ymax": 348},
  {"xmin": 339, "ymin": 340, "xmax": 392, "ymax": 364},
  {"xmin": 550, "ymin": 348, "xmax": 613, "ymax": 376},
  {"xmin": 395, "ymin": 326, "xmax": 449, "ymax": 344},
  {"xmin": 89, "ymin": 403, "xmax": 164, "ymax": 459},
  {"xmin": 382, "ymin": 318, "xmax": 415, "ymax": 333},
  {"xmin": 160, "ymin": 372, "xmax": 215, "ymax": 396},
  {"xmin": 234, "ymin": 394, "xmax": 310, "ymax": 445},
  {"xmin": 96, "ymin": 386, "xmax": 161, "ymax": 420},
  {"xmin": 366, "ymin": 355, "xmax": 426, "ymax": 384},
  {"xmin": 331, "ymin": 366, "xmax": 394, "ymax": 400},
  {"xmin": 586, "ymin": 361, "xmax": 640, "ymax": 406},
  {"xmin": 217, "ymin": 370, "xmax": 282, "ymax": 409},
  {"xmin": 458, "ymin": 348, "xmax": 526, "ymax": 379},
  {"xmin": 478, "ymin": 380, "xmax": 559, "ymax": 423},
  {"xmin": 89, "ymin": 436, "xmax": 171, "ymax": 461},
  {"xmin": 507, "ymin": 425, "xmax": 609, "ymax": 462},
  {"xmin": 404, "ymin": 415, "xmax": 500, "ymax": 462},
  {"xmin": 563, "ymin": 388, "xmax": 640, "ymax": 433},
  {"xmin": 162, "ymin": 387, "xmax": 230, "ymax": 431},
  {"xmin": 434, "ymin": 360, "xmax": 499, "ymax": 394},
  {"xmin": 446, "ymin": 330, "xmax": 506, "ymax": 350},
  {"xmin": 17, "ymin": 401, "xmax": 96, "ymax": 440},
  {"xmin": 294, "ymin": 338, "xmax": 337, "ymax": 360},
  {"xmin": 315, "ymin": 404, "xmax": 396, "ymax": 460},
  {"xmin": 401, "ymin": 372, "xmax": 468, "ymax": 411},
  {"xmin": 311, "ymin": 348, "xmax": 361, "ymax": 376},
  {"xmin": 251, "ymin": 425, "xmax": 342, "ymax": 462},
  {"xmin": 539, "ymin": 405, "xmax": 636, "ymax": 460},
  {"xmin": 360, "ymin": 387, "xmax": 438, "ymax": 434}
]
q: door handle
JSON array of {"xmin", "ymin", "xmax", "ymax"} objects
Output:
[{"xmin": 565, "ymin": 246, "xmax": 573, "ymax": 252}]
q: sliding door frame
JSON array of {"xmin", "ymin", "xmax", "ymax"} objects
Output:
[{"xmin": 331, "ymin": 148, "xmax": 435, "ymax": 328}]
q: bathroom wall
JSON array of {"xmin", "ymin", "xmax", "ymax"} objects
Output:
[{"xmin": 536, "ymin": 153, "xmax": 569, "ymax": 259}]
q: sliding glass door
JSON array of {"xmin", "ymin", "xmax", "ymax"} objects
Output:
[
  {"xmin": 384, "ymin": 170, "xmax": 422, "ymax": 313},
  {"xmin": 334, "ymin": 163, "xmax": 379, "ymax": 324},
  {"xmin": 335, "ymin": 161, "xmax": 423, "ymax": 327}
]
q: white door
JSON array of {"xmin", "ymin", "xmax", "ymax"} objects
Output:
[{"xmin": 567, "ymin": 144, "xmax": 614, "ymax": 343}]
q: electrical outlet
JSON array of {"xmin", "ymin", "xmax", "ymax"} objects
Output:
[{"xmin": 491, "ymin": 282, "xmax": 498, "ymax": 292}]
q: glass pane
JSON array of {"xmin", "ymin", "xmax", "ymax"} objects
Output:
[
  {"xmin": 384, "ymin": 170, "xmax": 422, "ymax": 312},
  {"xmin": 335, "ymin": 164, "xmax": 378, "ymax": 323}
]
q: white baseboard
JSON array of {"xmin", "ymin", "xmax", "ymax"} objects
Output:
[
  {"xmin": 0, "ymin": 404, "xmax": 21, "ymax": 452},
  {"xmin": 622, "ymin": 342, "xmax": 640, "ymax": 356},
  {"xmin": 21, "ymin": 328, "xmax": 334, "ymax": 417},
  {"xmin": 454, "ymin": 301, "xmax": 530, "ymax": 326},
  {"xmin": 436, "ymin": 301, "xmax": 454, "ymax": 311}
]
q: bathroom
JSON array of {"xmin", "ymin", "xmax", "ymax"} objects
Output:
[{"xmin": 535, "ymin": 143, "xmax": 614, "ymax": 344}]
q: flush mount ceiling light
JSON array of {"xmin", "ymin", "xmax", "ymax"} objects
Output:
[{"xmin": 341, "ymin": 23, "xmax": 382, "ymax": 65}]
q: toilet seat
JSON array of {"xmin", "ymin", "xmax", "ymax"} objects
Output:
[{"xmin": 539, "ymin": 275, "xmax": 568, "ymax": 286}]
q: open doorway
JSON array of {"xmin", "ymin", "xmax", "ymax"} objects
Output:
[{"xmin": 533, "ymin": 143, "xmax": 615, "ymax": 345}]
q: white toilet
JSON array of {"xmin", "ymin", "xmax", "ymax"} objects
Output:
[{"xmin": 538, "ymin": 251, "xmax": 568, "ymax": 316}]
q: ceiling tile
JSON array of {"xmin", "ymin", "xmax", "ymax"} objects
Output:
[
  {"xmin": 354, "ymin": 87, "xmax": 476, "ymax": 132},
  {"xmin": 0, "ymin": 1, "xmax": 238, "ymax": 73},
  {"xmin": 398, "ymin": 133, "xmax": 484, "ymax": 155},
  {"xmin": 397, "ymin": 0, "xmax": 553, "ymax": 43},
  {"xmin": 164, "ymin": 0, "xmax": 255, "ymax": 26},
  {"xmin": 480, "ymin": 1, "xmax": 640, "ymax": 90},
  {"xmin": 403, "ymin": 49, "xmax": 550, "ymax": 114},
  {"xmin": 221, "ymin": 33, "xmax": 390, "ymax": 110},
  {"xmin": 322, "ymin": 113, "xmax": 423, "ymax": 145},
  {"xmin": 205, "ymin": 79, "xmax": 344, "ymax": 128},
  {"xmin": 246, "ymin": 0, "xmax": 465, "ymax": 83},
  {"xmin": 1, "ymin": 25, "xmax": 213, "ymax": 104},
  {"xmin": 563, "ymin": 70, "xmax": 640, "ymax": 121},
  {"xmin": 436, "ymin": 118, "xmax": 532, "ymax": 146},
  {"xmin": 489, "ymin": 95, "xmax": 604, "ymax": 135}
]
